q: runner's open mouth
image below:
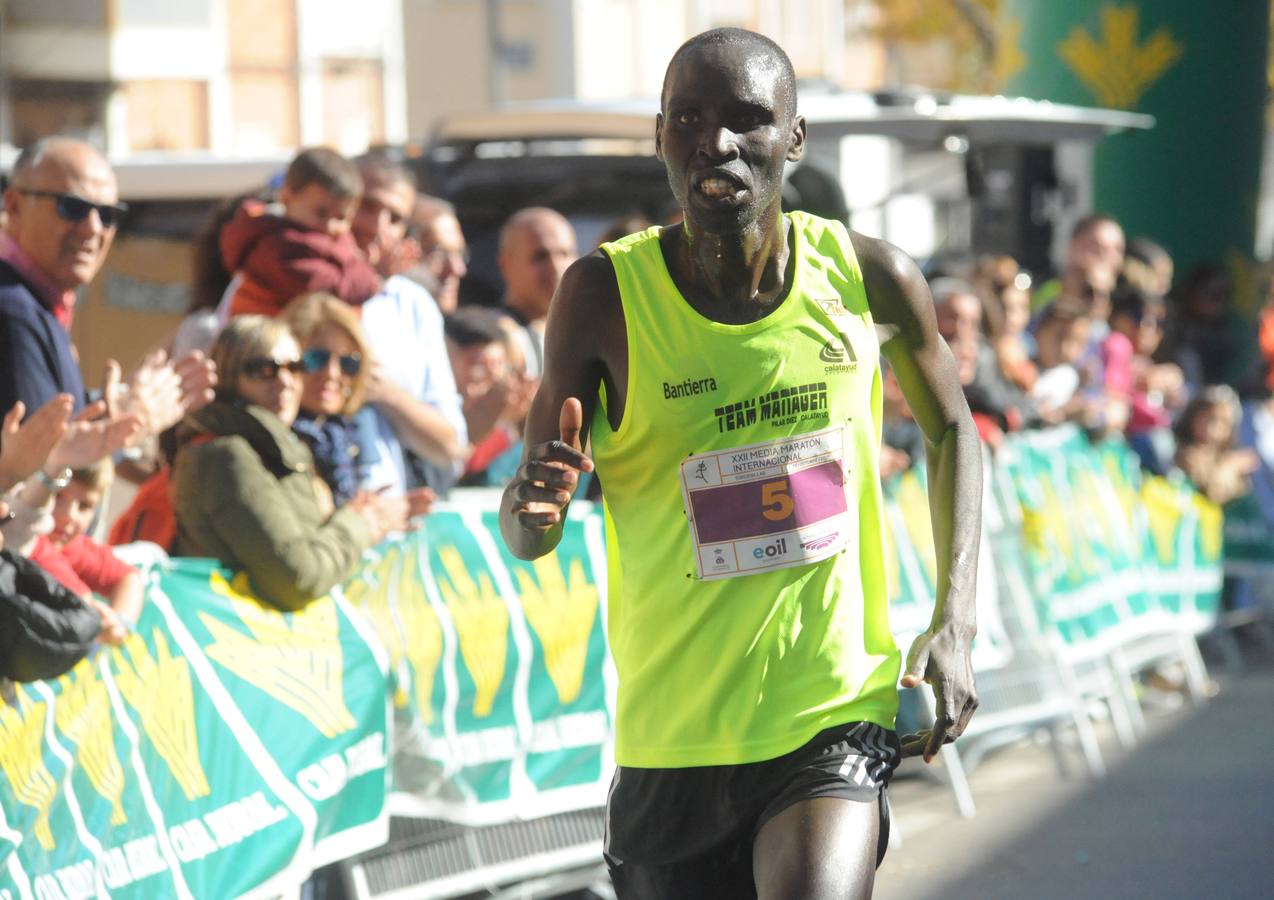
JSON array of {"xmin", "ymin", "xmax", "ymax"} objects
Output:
[{"xmin": 694, "ymin": 172, "xmax": 747, "ymax": 200}]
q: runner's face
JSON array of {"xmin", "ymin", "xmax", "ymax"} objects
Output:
[{"xmin": 657, "ymin": 45, "xmax": 804, "ymax": 235}]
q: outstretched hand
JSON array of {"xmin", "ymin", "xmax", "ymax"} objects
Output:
[
  {"xmin": 121, "ymin": 350, "xmax": 217, "ymax": 438},
  {"xmin": 0, "ymin": 395, "xmax": 73, "ymax": 491},
  {"xmin": 509, "ymin": 397, "xmax": 594, "ymax": 531},
  {"xmin": 898, "ymin": 623, "xmax": 979, "ymax": 762},
  {"xmin": 48, "ymin": 401, "xmax": 143, "ymax": 471}
]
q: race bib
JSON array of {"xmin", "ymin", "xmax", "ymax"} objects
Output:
[{"xmin": 679, "ymin": 425, "xmax": 853, "ymax": 580}]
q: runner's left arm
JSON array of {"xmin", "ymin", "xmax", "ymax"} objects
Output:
[
  {"xmin": 500, "ymin": 253, "xmax": 619, "ymax": 560},
  {"xmin": 853, "ymin": 231, "xmax": 981, "ymax": 763}
]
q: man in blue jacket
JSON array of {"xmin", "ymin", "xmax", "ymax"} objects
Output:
[
  {"xmin": 0, "ymin": 137, "xmax": 124, "ymax": 415},
  {"xmin": 1, "ymin": 136, "xmax": 215, "ymax": 437}
]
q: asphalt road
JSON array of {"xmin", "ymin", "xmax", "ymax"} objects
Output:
[{"xmin": 876, "ymin": 654, "xmax": 1274, "ymax": 900}]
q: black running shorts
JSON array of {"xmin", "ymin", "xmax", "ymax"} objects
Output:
[{"xmin": 603, "ymin": 721, "xmax": 900, "ymax": 899}]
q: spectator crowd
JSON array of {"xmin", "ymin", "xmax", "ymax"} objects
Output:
[{"xmin": 2, "ymin": 135, "xmax": 1272, "ymax": 688}]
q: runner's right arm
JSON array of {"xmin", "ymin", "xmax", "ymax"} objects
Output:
[{"xmin": 499, "ymin": 252, "xmax": 626, "ymax": 560}]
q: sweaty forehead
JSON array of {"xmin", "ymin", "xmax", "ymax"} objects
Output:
[{"xmin": 665, "ymin": 41, "xmax": 791, "ymax": 112}]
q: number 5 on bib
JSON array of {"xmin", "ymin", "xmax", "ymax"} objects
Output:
[{"xmin": 679, "ymin": 425, "xmax": 854, "ymax": 580}]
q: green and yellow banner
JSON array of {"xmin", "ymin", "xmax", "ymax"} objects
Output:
[
  {"xmin": 1, "ymin": 501, "xmax": 612, "ymax": 897},
  {"xmin": 0, "ymin": 435, "xmax": 1241, "ymax": 895}
]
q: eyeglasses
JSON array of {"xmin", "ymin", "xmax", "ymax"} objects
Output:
[
  {"xmin": 19, "ymin": 189, "xmax": 129, "ymax": 229},
  {"xmin": 301, "ymin": 347, "xmax": 362, "ymax": 377},
  {"xmin": 242, "ymin": 357, "xmax": 304, "ymax": 380}
]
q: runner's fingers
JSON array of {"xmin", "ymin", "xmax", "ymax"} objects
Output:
[
  {"xmin": 518, "ymin": 460, "xmax": 579, "ymax": 491},
  {"xmin": 899, "ymin": 732, "xmax": 928, "ymax": 757},
  {"xmin": 954, "ymin": 693, "xmax": 979, "ymax": 735},
  {"xmin": 924, "ymin": 709, "xmax": 954, "ymax": 761},
  {"xmin": 900, "ymin": 641, "xmax": 930, "ymax": 688},
  {"xmin": 528, "ymin": 439, "xmax": 593, "ymax": 472},
  {"xmin": 522, "ymin": 455, "xmax": 584, "ymax": 483},
  {"xmin": 516, "ymin": 508, "xmax": 564, "ymax": 530},
  {"xmin": 512, "ymin": 480, "xmax": 573, "ymax": 507}
]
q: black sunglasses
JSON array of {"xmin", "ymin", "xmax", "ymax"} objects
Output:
[
  {"xmin": 242, "ymin": 356, "xmax": 304, "ymax": 380},
  {"xmin": 19, "ymin": 189, "xmax": 129, "ymax": 229},
  {"xmin": 301, "ymin": 347, "xmax": 362, "ymax": 377}
]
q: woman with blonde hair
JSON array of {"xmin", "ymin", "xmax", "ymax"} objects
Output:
[
  {"xmin": 284, "ymin": 292, "xmax": 435, "ymax": 514},
  {"xmin": 282, "ymin": 292, "xmax": 377, "ymax": 505},
  {"xmin": 171, "ymin": 315, "xmax": 407, "ymax": 610}
]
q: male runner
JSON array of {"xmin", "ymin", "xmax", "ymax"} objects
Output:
[{"xmin": 500, "ymin": 28, "xmax": 980, "ymax": 899}]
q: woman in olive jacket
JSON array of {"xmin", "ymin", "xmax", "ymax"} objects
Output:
[{"xmin": 171, "ymin": 316, "xmax": 405, "ymax": 611}]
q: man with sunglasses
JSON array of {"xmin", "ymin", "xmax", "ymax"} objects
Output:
[
  {"xmin": 1, "ymin": 137, "xmax": 215, "ymax": 441},
  {"xmin": 0, "ymin": 137, "xmax": 125, "ymax": 417}
]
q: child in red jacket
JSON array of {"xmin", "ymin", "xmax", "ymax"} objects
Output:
[
  {"xmin": 221, "ymin": 147, "xmax": 380, "ymax": 318},
  {"xmin": 29, "ymin": 459, "xmax": 143, "ymax": 635}
]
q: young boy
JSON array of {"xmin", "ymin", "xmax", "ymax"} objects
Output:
[
  {"xmin": 221, "ymin": 147, "xmax": 381, "ymax": 318},
  {"xmin": 1030, "ymin": 297, "xmax": 1091, "ymax": 424},
  {"xmin": 28, "ymin": 459, "xmax": 141, "ymax": 641}
]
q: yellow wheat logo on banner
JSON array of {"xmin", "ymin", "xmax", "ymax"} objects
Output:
[
  {"xmin": 114, "ymin": 630, "xmax": 211, "ymax": 801},
  {"xmin": 1192, "ymin": 494, "xmax": 1224, "ymax": 562},
  {"xmin": 344, "ymin": 548, "xmax": 405, "ymax": 668},
  {"xmin": 201, "ymin": 571, "xmax": 355, "ymax": 738},
  {"xmin": 395, "ymin": 548, "xmax": 443, "ymax": 722},
  {"xmin": 514, "ymin": 554, "xmax": 598, "ymax": 706},
  {"xmin": 994, "ymin": 15, "xmax": 1026, "ymax": 88},
  {"xmin": 0, "ymin": 691, "xmax": 59, "ymax": 850},
  {"xmin": 1058, "ymin": 4, "xmax": 1183, "ymax": 109},
  {"xmin": 1103, "ymin": 457, "xmax": 1138, "ymax": 525},
  {"xmin": 55, "ymin": 664, "xmax": 127, "ymax": 825},
  {"xmin": 435, "ymin": 546, "xmax": 508, "ymax": 718},
  {"xmin": 1141, "ymin": 477, "xmax": 1183, "ymax": 565}
]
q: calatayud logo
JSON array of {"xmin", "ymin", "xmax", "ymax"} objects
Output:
[
  {"xmin": 55, "ymin": 663, "xmax": 128, "ymax": 825},
  {"xmin": 114, "ymin": 630, "xmax": 212, "ymax": 800},
  {"xmin": 201, "ymin": 571, "xmax": 356, "ymax": 738},
  {"xmin": 0, "ymin": 690, "xmax": 59, "ymax": 850},
  {"xmin": 714, "ymin": 382, "xmax": 830, "ymax": 433},
  {"xmin": 820, "ymin": 331, "xmax": 858, "ymax": 374},
  {"xmin": 663, "ymin": 376, "xmax": 718, "ymax": 400}
]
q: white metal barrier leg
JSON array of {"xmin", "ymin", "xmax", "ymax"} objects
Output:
[
  {"xmin": 1106, "ymin": 649, "xmax": 1147, "ymax": 735},
  {"xmin": 1071, "ymin": 704, "xmax": 1107, "ymax": 778},
  {"xmin": 937, "ymin": 743, "xmax": 977, "ymax": 819},
  {"xmin": 1178, "ymin": 632, "xmax": 1212, "ymax": 704}
]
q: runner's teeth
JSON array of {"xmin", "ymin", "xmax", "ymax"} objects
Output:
[{"xmin": 699, "ymin": 178, "xmax": 737, "ymax": 198}]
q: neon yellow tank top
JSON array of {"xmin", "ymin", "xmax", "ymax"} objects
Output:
[{"xmin": 593, "ymin": 211, "xmax": 899, "ymax": 768}]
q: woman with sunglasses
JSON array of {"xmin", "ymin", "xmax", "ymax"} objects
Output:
[
  {"xmin": 282, "ymin": 293, "xmax": 433, "ymax": 519},
  {"xmin": 170, "ymin": 315, "xmax": 407, "ymax": 611},
  {"xmin": 281, "ymin": 292, "xmax": 377, "ymax": 506}
]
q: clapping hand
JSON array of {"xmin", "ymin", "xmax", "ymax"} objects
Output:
[
  {"xmin": 47, "ymin": 400, "xmax": 142, "ymax": 471},
  {"xmin": 0, "ymin": 395, "xmax": 73, "ymax": 491},
  {"xmin": 115, "ymin": 350, "xmax": 217, "ymax": 438}
]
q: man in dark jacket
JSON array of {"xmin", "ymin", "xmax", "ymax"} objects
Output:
[
  {"xmin": 1, "ymin": 136, "xmax": 216, "ymax": 432},
  {"xmin": 0, "ymin": 137, "xmax": 116, "ymax": 415}
]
